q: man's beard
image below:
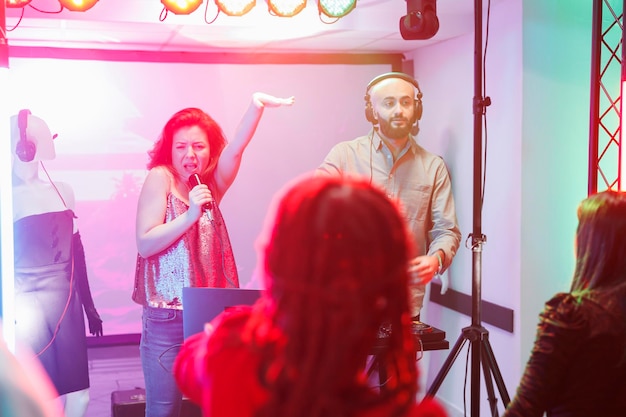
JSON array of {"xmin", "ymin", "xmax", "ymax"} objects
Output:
[{"xmin": 378, "ymin": 118, "xmax": 412, "ymax": 139}]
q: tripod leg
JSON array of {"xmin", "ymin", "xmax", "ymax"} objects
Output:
[
  {"xmin": 426, "ymin": 331, "xmax": 469, "ymax": 397},
  {"xmin": 470, "ymin": 336, "xmax": 481, "ymax": 417},
  {"xmin": 480, "ymin": 346, "xmax": 500, "ymax": 417},
  {"xmin": 482, "ymin": 337, "xmax": 511, "ymax": 406}
]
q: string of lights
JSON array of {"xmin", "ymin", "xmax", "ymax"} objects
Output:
[
  {"xmin": 4, "ymin": 0, "xmax": 439, "ymax": 43},
  {"xmin": 6, "ymin": 0, "xmax": 99, "ymax": 12},
  {"xmin": 161, "ymin": 0, "xmax": 356, "ymax": 18},
  {"xmin": 4, "ymin": 0, "xmax": 357, "ymax": 22}
]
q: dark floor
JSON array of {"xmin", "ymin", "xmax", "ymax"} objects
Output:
[
  {"xmin": 84, "ymin": 340, "xmax": 455, "ymax": 417},
  {"xmin": 86, "ymin": 344, "xmax": 144, "ymax": 417}
]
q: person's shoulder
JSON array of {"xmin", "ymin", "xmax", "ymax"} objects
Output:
[
  {"xmin": 352, "ymin": 134, "xmax": 371, "ymax": 142},
  {"xmin": 333, "ymin": 134, "xmax": 371, "ymax": 147},
  {"xmin": 411, "ymin": 145, "xmax": 451, "ymax": 177},
  {"xmin": 54, "ymin": 181, "xmax": 75, "ymax": 198},
  {"xmin": 216, "ymin": 305, "xmax": 254, "ymax": 324},
  {"xmin": 210, "ymin": 306, "xmax": 255, "ymax": 338},
  {"xmin": 324, "ymin": 135, "xmax": 371, "ymax": 157},
  {"xmin": 200, "ymin": 305, "xmax": 259, "ymax": 357},
  {"xmin": 146, "ymin": 165, "xmax": 172, "ymax": 180},
  {"xmin": 541, "ymin": 292, "xmax": 596, "ymax": 330},
  {"xmin": 544, "ymin": 292, "xmax": 579, "ymax": 313},
  {"xmin": 411, "ymin": 140, "xmax": 444, "ymax": 160},
  {"xmin": 180, "ymin": 306, "xmax": 254, "ymax": 356},
  {"xmin": 143, "ymin": 166, "xmax": 174, "ymax": 190}
]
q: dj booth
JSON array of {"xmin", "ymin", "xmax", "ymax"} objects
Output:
[
  {"xmin": 372, "ymin": 324, "xmax": 449, "ymax": 352},
  {"xmin": 181, "ymin": 287, "xmax": 450, "ymax": 390},
  {"xmin": 368, "ymin": 322, "xmax": 449, "ymax": 387},
  {"xmin": 181, "ymin": 287, "xmax": 449, "ymax": 349},
  {"xmin": 112, "ymin": 288, "xmax": 449, "ymax": 417},
  {"xmin": 182, "ymin": 287, "xmax": 449, "ymax": 374}
]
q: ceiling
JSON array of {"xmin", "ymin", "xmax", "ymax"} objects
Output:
[{"xmin": 4, "ymin": 0, "xmax": 492, "ymax": 55}]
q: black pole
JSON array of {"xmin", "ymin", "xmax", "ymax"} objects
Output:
[
  {"xmin": 471, "ymin": 0, "xmax": 485, "ymax": 327},
  {"xmin": 425, "ymin": 0, "xmax": 509, "ymax": 414},
  {"xmin": 470, "ymin": 0, "xmax": 486, "ymax": 414}
]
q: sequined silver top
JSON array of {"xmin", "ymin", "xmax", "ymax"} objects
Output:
[{"xmin": 132, "ymin": 193, "xmax": 239, "ymax": 309}]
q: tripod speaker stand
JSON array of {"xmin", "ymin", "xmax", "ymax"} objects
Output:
[{"xmin": 425, "ymin": 1, "xmax": 510, "ymax": 416}]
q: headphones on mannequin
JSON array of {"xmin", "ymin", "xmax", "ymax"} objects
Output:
[
  {"xmin": 364, "ymin": 72, "xmax": 423, "ymax": 135},
  {"xmin": 16, "ymin": 108, "xmax": 37, "ymax": 162}
]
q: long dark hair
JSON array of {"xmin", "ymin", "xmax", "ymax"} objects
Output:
[
  {"xmin": 571, "ymin": 190, "xmax": 626, "ymax": 293},
  {"xmin": 147, "ymin": 107, "xmax": 226, "ymax": 188},
  {"xmin": 254, "ymin": 175, "xmax": 418, "ymax": 417}
]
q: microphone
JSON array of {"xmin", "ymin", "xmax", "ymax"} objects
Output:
[{"xmin": 188, "ymin": 174, "xmax": 214, "ymax": 222}]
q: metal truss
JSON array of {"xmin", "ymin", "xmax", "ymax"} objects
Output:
[{"xmin": 589, "ymin": 0, "xmax": 623, "ymax": 193}]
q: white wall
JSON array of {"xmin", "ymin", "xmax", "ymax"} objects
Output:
[
  {"xmin": 4, "ymin": 59, "xmax": 391, "ymax": 335},
  {"xmin": 404, "ymin": 1, "xmax": 593, "ymax": 416},
  {"xmin": 520, "ymin": 0, "xmax": 592, "ymax": 359}
]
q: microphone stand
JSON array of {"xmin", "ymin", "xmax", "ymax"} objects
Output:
[{"xmin": 424, "ymin": 0, "xmax": 510, "ymax": 415}]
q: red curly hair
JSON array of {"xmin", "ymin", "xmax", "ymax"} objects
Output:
[
  {"xmin": 253, "ymin": 175, "xmax": 419, "ymax": 417},
  {"xmin": 147, "ymin": 107, "xmax": 226, "ymax": 192}
]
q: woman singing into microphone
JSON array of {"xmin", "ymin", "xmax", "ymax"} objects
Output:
[{"xmin": 132, "ymin": 93, "xmax": 294, "ymax": 417}]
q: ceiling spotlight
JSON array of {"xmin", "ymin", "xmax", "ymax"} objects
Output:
[
  {"xmin": 58, "ymin": 0, "xmax": 99, "ymax": 11},
  {"xmin": 267, "ymin": 0, "xmax": 306, "ymax": 17},
  {"xmin": 6, "ymin": 0, "xmax": 32, "ymax": 7},
  {"xmin": 216, "ymin": 0, "xmax": 255, "ymax": 16},
  {"xmin": 400, "ymin": 0, "xmax": 439, "ymax": 40},
  {"xmin": 161, "ymin": 0, "xmax": 203, "ymax": 15},
  {"xmin": 318, "ymin": 0, "xmax": 355, "ymax": 18}
]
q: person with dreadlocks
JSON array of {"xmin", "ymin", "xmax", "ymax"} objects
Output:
[{"xmin": 173, "ymin": 175, "xmax": 446, "ymax": 417}]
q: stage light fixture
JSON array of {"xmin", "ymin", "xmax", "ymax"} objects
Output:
[
  {"xmin": 58, "ymin": 0, "xmax": 99, "ymax": 11},
  {"xmin": 399, "ymin": 0, "xmax": 439, "ymax": 40},
  {"xmin": 1, "ymin": 1, "xmax": 7, "ymax": 69},
  {"xmin": 215, "ymin": 0, "xmax": 255, "ymax": 16},
  {"xmin": 161, "ymin": 0, "xmax": 203, "ymax": 15},
  {"xmin": 5, "ymin": 0, "xmax": 32, "ymax": 7},
  {"xmin": 267, "ymin": 0, "xmax": 306, "ymax": 17},
  {"xmin": 318, "ymin": 0, "xmax": 355, "ymax": 18}
]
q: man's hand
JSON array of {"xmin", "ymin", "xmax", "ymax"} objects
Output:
[{"xmin": 408, "ymin": 254, "xmax": 440, "ymax": 286}]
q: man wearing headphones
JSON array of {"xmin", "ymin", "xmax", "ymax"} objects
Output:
[{"xmin": 316, "ymin": 72, "xmax": 461, "ymax": 321}]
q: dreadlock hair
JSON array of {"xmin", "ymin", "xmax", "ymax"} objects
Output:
[
  {"xmin": 147, "ymin": 107, "xmax": 226, "ymax": 191},
  {"xmin": 571, "ymin": 190, "xmax": 626, "ymax": 293},
  {"xmin": 254, "ymin": 175, "xmax": 418, "ymax": 417}
]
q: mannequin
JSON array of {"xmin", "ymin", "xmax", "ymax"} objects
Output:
[{"xmin": 11, "ymin": 110, "xmax": 103, "ymax": 417}]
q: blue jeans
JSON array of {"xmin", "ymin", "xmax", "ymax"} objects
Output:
[{"xmin": 140, "ymin": 307, "xmax": 184, "ymax": 417}]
